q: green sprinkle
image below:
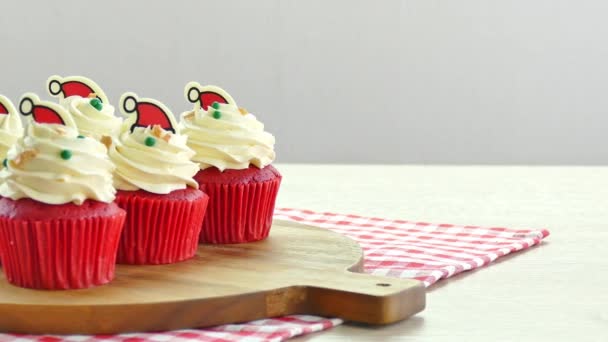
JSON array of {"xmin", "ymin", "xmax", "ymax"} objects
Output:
[
  {"xmin": 2, "ymin": 159, "xmax": 7, "ymax": 168},
  {"xmin": 60, "ymin": 150, "xmax": 72, "ymax": 160},
  {"xmin": 145, "ymin": 136, "xmax": 156, "ymax": 147},
  {"xmin": 212, "ymin": 111, "xmax": 221, "ymax": 119},
  {"xmin": 211, "ymin": 102, "xmax": 220, "ymax": 110},
  {"xmin": 90, "ymin": 98, "xmax": 103, "ymax": 111},
  {"xmin": 77, "ymin": 135, "xmax": 85, "ymax": 139}
]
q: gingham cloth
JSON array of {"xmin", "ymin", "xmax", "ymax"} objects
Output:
[{"xmin": 1, "ymin": 208, "xmax": 550, "ymax": 342}]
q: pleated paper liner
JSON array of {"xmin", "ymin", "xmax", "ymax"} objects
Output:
[
  {"xmin": 114, "ymin": 188, "xmax": 208, "ymax": 265},
  {"xmin": 198, "ymin": 177, "xmax": 281, "ymax": 244},
  {"xmin": 0, "ymin": 200, "xmax": 126, "ymax": 290}
]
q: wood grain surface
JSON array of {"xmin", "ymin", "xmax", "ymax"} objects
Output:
[{"xmin": 0, "ymin": 221, "xmax": 425, "ymax": 334}]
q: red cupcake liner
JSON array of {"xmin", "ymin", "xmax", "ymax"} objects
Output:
[
  {"xmin": 115, "ymin": 189, "xmax": 208, "ymax": 265},
  {"xmin": 199, "ymin": 177, "xmax": 281, "ymax": 244},
  {"xmin": 0, "ymin": 211, "xmax": 125, "ymax": 290}
]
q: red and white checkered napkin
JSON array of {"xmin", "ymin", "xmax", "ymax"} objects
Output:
[{"xmin": 2, "ymin": 208, "xmax": 549, "ymax": 342}]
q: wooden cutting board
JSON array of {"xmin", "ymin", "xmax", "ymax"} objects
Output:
[{"xmin": 0, "ymin": 220, "xmax": 426, "ymax": 334}]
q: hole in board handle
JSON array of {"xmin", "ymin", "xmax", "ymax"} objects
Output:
[{"xmin": 376, "ymin": 283, "xmax": 391, "ymax": 287}]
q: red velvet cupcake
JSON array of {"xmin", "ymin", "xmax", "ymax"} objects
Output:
[
  {"xmin": 0, "ymin": 198, "xmax": 125, "ymax": 290},
  {"xmin": 0, "ymin": 94, "xmax": 125, "ymax": 290},
  {"xmin": 193, "ymin": 165, "xmax": 281, "ymax": 243},
  {"xmin": 109, "ymin": 93, "xmax": 207, "ymax": 264},
  {"xmin": 182, "ymin": 83, "xmax": 281, "ymax": 244}
]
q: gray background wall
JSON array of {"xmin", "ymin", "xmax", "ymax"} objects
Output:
[{"xmin": 1, "ymin": 0, "xmax": 606, "ymax": 164}]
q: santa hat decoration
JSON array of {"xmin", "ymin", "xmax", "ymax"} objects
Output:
[
  {"xmin": 19, "ymin": 93, "xmax": 76, "ymax": 127},
  {"xmin": 184, "ymin": 82, "xmax": 237, "ymax": 111},
  {"xmin": 120, "ymin": 92, "xmax": 177, "ymax": 134},
  {"xmin": 46, "ymin": 75, "xmax": 109, "ymax": 104},
  {"xmin": 0, "ymin": 95, "xmax": 17, "ymax": 116}
]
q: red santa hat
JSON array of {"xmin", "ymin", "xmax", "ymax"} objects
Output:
[
  {"xmin": 120, "ymin": 92, "xmax": 177, "ymax": 133},
  {"xmin": 19, "ymin": 93, "xmax": 76, "ymax": 127},
  {"xmin": 0, "ymin": 95, "xmax": 15, "ymax": 116},
  {"xmin": 184, "ymin": 82, "xmax": 237, "ymax": 111},
  {"xmin": 47, "ymin": 75, "xmax": 109, "ymax": 103}
]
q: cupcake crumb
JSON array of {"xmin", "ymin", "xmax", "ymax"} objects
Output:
[
  {"xmin": 101, "ymin": 135, "xmax": 113, "ymax": 149},
  {"xmin": 54, "ymin": 127, "xmax": 67, "ymax": 135},
  {"xmin": 152, "ymin": 125, "xmax": 163, "ymax": 137},
  {"xmin": 183, "ymin": 111, "xmax": 195, "ymax": 120},
  {"xmin": 56, "ymin": 175, "xmax": 69, "ymax": 183},
  {"xmin": 14, "ymin": 149, "xmax": 38, "ymax": 167},
  {"xmin": 152, "ymin": 125, "xmax": 171, "ymax": 142}
]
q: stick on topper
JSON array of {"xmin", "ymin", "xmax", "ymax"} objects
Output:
[
  {"xmin": 120, "ymin": 92, "xmax": 177, "ymax": 134},
  {"xmin": 19, "ymin": 93, "xmax": 77, "ymax": 127},
  {"xmin": 47, "ymin": 75, "xmax": 109, "ymax": 104},
  {"xmin": 0, "ymin": 95, "xmax": 17, "ymax": 116},
  {"xmin": 184, "ymin": 82, "xmax": 237, "ymax": 111}
]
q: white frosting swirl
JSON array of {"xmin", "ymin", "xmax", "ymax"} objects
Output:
[
  {"xmin": 0, "ymin": 123, "xmax": 116, "ymax": 204},
  {"xmin": 180, "ymin": 103, "xmax": 275, "ymax": 171},
  {"xmin": 109, "ymin": 125, "xmax": 199, "ymax": 194},
  {"xmin": 61, "ymin": 96, "xmax": 122, "ymax": 140},
  {"xmin": 0, "ymin": 109, "xmax": 24, "ymax": 159}
]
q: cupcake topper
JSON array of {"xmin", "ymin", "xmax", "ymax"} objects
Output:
[
  {"xmin": 47, "ymin": 75, "xmax": 109, "ymax": 104},
  {"xmin": 120, "ymin": 92, "xmax": 177, "ymax": 133},
  {"xmin": 184, "ymin": 82, "xmax": 237, "ymax": 111},
  {"xmin": 19, "ymin": 93, "xmax": 77, "ymax": 127},
  {"xmin": 0, "ymin": 95, "xmax": 17, "ymax": 116}
]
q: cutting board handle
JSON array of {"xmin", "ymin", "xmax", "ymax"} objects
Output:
[{"xmin": 302, "ymin": 271, "xmax": 426, "ymax": 324}]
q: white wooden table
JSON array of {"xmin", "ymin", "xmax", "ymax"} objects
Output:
[{"xmin": 275, "ymin": 164, "xmax": 608, "ymax": 342}]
